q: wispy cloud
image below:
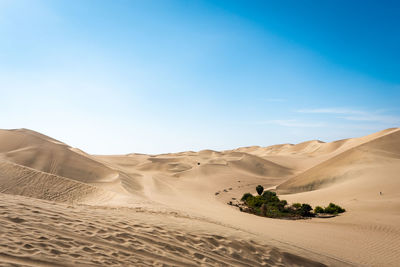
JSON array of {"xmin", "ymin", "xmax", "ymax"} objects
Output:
[
  {"xmin": 343, "ymin": 115, "xmax": 400, "ymax": 124},
  {"xmin": 297, "ymin": 107, "xmax": 400, "ymax": 124},
  {"xmin": 297, "ymin": 108, "xmax": 363, "ymax": 115}
]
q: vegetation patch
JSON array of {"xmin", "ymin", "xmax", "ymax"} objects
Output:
[
  {"xmin": 230, "ymin": 185, "xmax": 345, "ymax": 219},
  {"xmin": 314, "ymin": 203, "xmax": 346, "ymax": 215}
]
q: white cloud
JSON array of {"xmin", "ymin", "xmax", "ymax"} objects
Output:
[
  {"xmin": 343, "ymin": 115, "xmax": 400, "ymax": 124},
  {"xmin": 297, "ymin": 107, "xmax": 400, "ymax": 124},
  {"xmin": 297, "ymin": 108, "xmax": 363, "ymax": 114}
]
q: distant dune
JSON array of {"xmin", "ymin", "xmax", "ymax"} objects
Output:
[
  {"xmin": 1, "ymin": 128, "xmax": 399, "ymax": 266},
  {"xmin": 277, "ymin": 128, "xmax": 400, "ymax": 193}
]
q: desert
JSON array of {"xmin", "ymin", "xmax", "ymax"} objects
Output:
[
  {"xmin": 1, "ymin": 1, "xmax": 399, "ymax": 266},
  {"xmin": 1, "ymin": 128, "xmax": 399, "ymax": 266}
]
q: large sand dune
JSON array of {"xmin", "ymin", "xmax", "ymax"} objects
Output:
[
  {"xmin": 0, "ymin": 129, "xmax": 141, "ymax": 196},
  {"xmin": 277, "ymin": 128, "xmax": 400, "ymax": 193},
  {"xmin": 1, "ymin": 128, "xmax": 400, "ymax": 266}
]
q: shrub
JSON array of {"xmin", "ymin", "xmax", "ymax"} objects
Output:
[
  {"xmin": 256, "ymin": 185, "xmax": 264, "ymax": 195},
  {"xmin": 238, "ymin": 190, "xmax": 344, "ymax": 219},
  {"xmin": 299, "ymin": 203, "xmax": 313, "ymax": 216},
  {"xmin": 291, "ymin": 203, "xmax": 302, "ymax": 209},
  {"xmin": 261, "ymin": 191, "xmax": 279, "ymax": 202},
  {"xmin": 246, "ymin": 196, "xmax": 266, "ymax": 208},
  {"xmin": 265, "ymin": 205, "xmax": 281, "ymax": 217},
  {"xmin": 262, "ymin": 190, "xmax": 276, "ymax": 197},
  {"xmin": 241, "ymin": 193, "xmax": 253, "ymax": 201},
  {"xmin": 324, "ymin": 203, "xmax": 346, "ymax": 214},
  {"xmin": 277, "ymin": 200, "xmax": 288, "ymax": 211},
  {"xmin": 314, "ymin": 206, "xmax": 324, "ymax": 213}
]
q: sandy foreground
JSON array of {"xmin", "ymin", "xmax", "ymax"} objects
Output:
[{"xmin": 0, "ymin": 128, "xmax": 399, "ymax": 266}]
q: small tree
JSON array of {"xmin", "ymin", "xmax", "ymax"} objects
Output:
[
  {"xmin": 247, "ymin": 196, "xmax": 265, "ymax": 208},
  {"xmin": 299, "ymin": 203, "xmax": 313, "ymax": 217},
  {"xmin": 256, "ymin": 185, "xmax": 264, "ymax": 195},
  {"xmin": 324, "ymin": 203, "xmax": 346, "ymax": 214},
  {"xmin": 241, "ymin": 193, "xmax": 253, "ymax": 202},
  {"xmin": 314, "ymin": 206, "xmax": 324, "ymax": 213},
  {"xmin": 277, "ymin": 200, "xmax": 288, "ymax": 211},
  {"xmin": 262, "ymin": 191, "xmax": 279, "ymax": 203}
]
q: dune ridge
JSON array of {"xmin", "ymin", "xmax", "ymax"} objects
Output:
[{"xmin": 236, "ymin": 127, "xmax": 399, "ymax": 172}]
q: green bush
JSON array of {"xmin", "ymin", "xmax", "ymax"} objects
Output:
[
  {"xmin": 261, "ymin": 190, "xmax": 276, "ymax": 197},
  {"xmin": 261, "ymin": 191, "xmax": 279, "ymax": 202},
  {"xmin": 256, "ymin": 185, "xmax": 264, "ymax": 195},
  {"xmin": 265, "ymin": 205, "xmax": 281, "ymax": 217},
  {"xmin": 291, "ymin": 203, "xmax": 302, "ymax": 209},
  {"xmin": 277, "ymin": 200, "xmax": 287, "ymax": 210},
  {"xmin": 241, "ymin": 193, "xmax": 253, "ymax": 201},
  {"xmin": 314, "ymin": 206, "xmax": 324, "ymax": 213},
  {"xmin": 238, "ymin": 185, "xmax": 344, "ymax": 219},
  {"xmin": 246, "ymin": 196, "xmax": 266, "ymax": 208},
  {"xmin": 324, "ymin": 203, "xmax": 345, "ymax": 214},
  {"xmin": 299, "ymin": 203, "xmax": 313, "ymax": 216}
]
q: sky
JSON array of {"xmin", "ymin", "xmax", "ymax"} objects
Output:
[{"xmin": 1, "ymin": 0, "xmax": 399, "ymax": 154}]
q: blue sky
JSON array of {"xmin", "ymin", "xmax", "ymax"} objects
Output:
[{"xmin": 1, "ymin": 0, "xmax": 399, "ymax": 154}]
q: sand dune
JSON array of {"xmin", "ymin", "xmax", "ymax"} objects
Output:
[
  {"xmin": 0, "ymin": 193, "xmax": 336, "ymax": 267},
  {"xmin": 277, "ymin": 128, "xmax": 400, "ymax": 193},
  {"xmin": 0, "ymin": 129, "xmax": 115, "ymax": 183},
  {"xmin": 1, "ymin": 128, "xmax": 400, "ymax": 266},
  {"xmin": 0, "ymin": 160, "xmax": 115, "ymax": 204},
  {"xmin": 0, "ymin": 129, "xmax": 141, "ymax": 196},
  {"xmin": 237, "ymin": 128, "xmax": 399, "ymax": 172}
]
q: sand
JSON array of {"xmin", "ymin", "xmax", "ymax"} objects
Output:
[{"xmin": 1, "ymin": 128, "xmax": 400, "ymax": 266}]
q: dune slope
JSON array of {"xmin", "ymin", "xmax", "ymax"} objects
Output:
[
  {"xmin": 277, "ymin": 128, "xmax": 400, "ymax": 193},
  {"xmin": 0, "ymin": 129, "xmax": 141, "ymax": 199},
  {"xmin": 0, "ymin": 193, "xmax": 335, "ymax": 267}
]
